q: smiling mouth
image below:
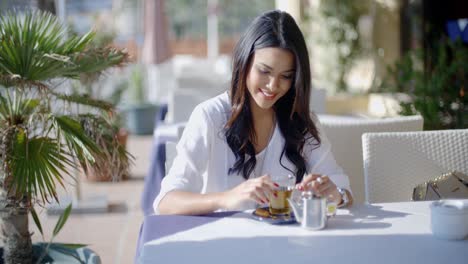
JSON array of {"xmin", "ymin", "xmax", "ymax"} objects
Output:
[{"xmin": 259, "ymin": 89, "xmax": 276, "ymax": 99}]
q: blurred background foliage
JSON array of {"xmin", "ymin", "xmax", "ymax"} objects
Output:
[{"xmin": 376, "ymin": 34, "xmax": 467, "ymax": 130}]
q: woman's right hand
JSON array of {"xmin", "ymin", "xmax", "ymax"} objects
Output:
[{"xmin": 220, "ymin": 175, "xmax": 278, "ymax": 210}]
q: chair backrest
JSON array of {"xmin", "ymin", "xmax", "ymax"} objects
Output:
[
  {"xmin": 167, "ymin": 89, "xmax": 214, "ymax": 123},
  {"xmin": 318, "ymin": 115, "xmax": 424, "ymax": 203},
  {"xmin": 362, "ymin": 129, "xmax": 468, "ymax": 203},
  {"xmin": 173, "ymin": 54, "xmax": 231, "ymax": 81},
  {"xmin": 166, "ymin": 85, "xmax": 228, "ymax": 123}
]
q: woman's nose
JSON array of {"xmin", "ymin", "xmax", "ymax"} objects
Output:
[{"xmin": 267, "ymin": 77, "xmax": 278, "ymax": 90}]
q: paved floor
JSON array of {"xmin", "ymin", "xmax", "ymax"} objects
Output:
[{"xmin": 30, "ymin": 135, "xmax": 153, "ymax": 264}]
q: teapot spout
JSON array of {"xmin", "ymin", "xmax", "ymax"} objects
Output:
[{"xmin": 287, "ymin": 198, "xmax": 302, "ymax": 223}]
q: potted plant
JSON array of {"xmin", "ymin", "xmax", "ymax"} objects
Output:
[
  {"xmin": 375, "ymin": 38, "xmax": 468, "ymax": 130},
  {"xmin": 76, "ymin": 20, "xmax": 133, "ymax": 181},
  {"xmin": 79, "ymin": 112, "xmax": 133, "ymax": 182},
  {"xmin": 71, "ymin": 72, "xmax": 133, "ymax": 182},
  {"xmin": 122, "ymin": 64, "xmax": 159, "ymax": 135},
  {"xmin": 0, "ymin": 10, "xmax": 128, "ymax": 263}
]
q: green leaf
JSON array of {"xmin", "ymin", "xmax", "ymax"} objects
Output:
[
  {"xmin": 20, "ymin": 98, "xmax": 40, "ymax": 116},
  {"xmin": 52, "ymin": 115, "xmax": 101, "ymax": 163},
  {"xmin": 50, "ymin": 243, "xmax": 87, "ymax": 250},
  {"xmin": 10, "ymin": 133, "xmax": 72, "ymax": 203},
  {"xmin": 52, "ymin": 203, "xmax": 72, "ymax": 238},
  {"xmin": 50, "ymin": 91, "xmax": 113, "ymax": 111},
  {"xmin": 30, "ymin": 207, "xmax": 44, "ymax": 238},
  {"xmin": 0, "ymin": 93, "xmax": 9, "ymax": 120}
]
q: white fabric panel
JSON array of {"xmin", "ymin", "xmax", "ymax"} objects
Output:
[
  {"xmin": 363, "ymin": 129, "xmax": 468, "ymax": 203},
  {"xmin": 165, "ymin": 141, "xmax": 178, "ymax": 173},
  {"xmin": 163, "ymin": 124, "xmax": 186, "ymax": 172}
]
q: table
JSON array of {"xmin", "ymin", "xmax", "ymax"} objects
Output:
[{"xmin": 135, "ymin": 201, "xmax": 468, "ymax": 264}]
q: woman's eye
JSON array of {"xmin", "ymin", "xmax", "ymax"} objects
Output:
[
  {"xmin": 282, "ymin": 75, "xmax": 293, "ymax": 80},
  {"xmin": 258, "ymin": 68, "xmax": 269, "ymax": 75}
]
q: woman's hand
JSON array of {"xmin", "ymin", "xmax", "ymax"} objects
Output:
[
  {"xmin": 220, "ymin": 175, "xmax": 278, "ymax": 210},
  {"xmin": 296, "ymin": 174, "xmax": 342, "ymax": 204}
]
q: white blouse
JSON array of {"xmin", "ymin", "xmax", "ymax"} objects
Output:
[{"xmin": 153, "ymin": 92, "xmax": 351, "ymax": 213}]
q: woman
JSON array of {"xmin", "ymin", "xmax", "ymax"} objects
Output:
[{"xmin": 155, "ymin": 10, "xmax": 353, "ymax": 215}]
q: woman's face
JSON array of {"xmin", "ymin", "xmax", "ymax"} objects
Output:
[{"xmin": 246, "ymin": 47, "xmax": 295, "ymax": 111}]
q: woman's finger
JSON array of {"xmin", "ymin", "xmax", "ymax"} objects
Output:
[
  {"xmin": 306, "ymin": 175, "xmax": 326, "ymax": 191},
  {"xmin": 297, "ymin": 174, "xmax": 321, "ymax": 190},
  {"xmin": 258, "ymin": 174, "xmax": 278, "ymax": 189},
  {"xmin": 247, "ymin": 177, "xmax": 273, "ymax": 204},
  {"xmin": 256, "ymin": 189, "xmax": 270, "ymax": 204},
  {"xmin": 244, "ymin": 186, "xmax": 265, "ymax": 204},
  {"xmin": 315, "ymin": 177, "xmax": 332, "ymax": 193},
  {"xmin": 316, "ymin": 184, "xmax": 334, "ymax": 197}
]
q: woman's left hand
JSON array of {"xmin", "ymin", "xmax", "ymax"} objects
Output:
[{"xmin": 296, "ymin": 174, "xmax": 342, "ymax": 204}]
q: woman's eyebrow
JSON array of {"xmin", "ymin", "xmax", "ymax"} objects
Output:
[{"xmin": 258, "ymin": 63, "xmax": 295, "ymax": 73}]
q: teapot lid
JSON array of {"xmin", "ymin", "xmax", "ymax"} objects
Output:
[{"xmin": 301, "ymin": 190, "xmax": 321, "ymax": 199}]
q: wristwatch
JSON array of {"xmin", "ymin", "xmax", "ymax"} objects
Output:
[{"xmin": 337, "ymin": 188, "xmax": 349, "ymax": 208}]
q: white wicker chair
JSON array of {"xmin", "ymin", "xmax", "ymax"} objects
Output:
[
  {"xmin": 317, "ymin": 115, "xmax": 424, "ymax": 203},
  {"xmin": 362, "ymin": 129, "xmax": 468, "ymax": 203}
]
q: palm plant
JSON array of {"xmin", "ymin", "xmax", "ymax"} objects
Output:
[
  {"xmin": 0, "ymin": 10, "xmax": 128, "ymax": 264},
  {"xmin": 71, "ymin": 68, "xmax": 132, "ymax": 182}
]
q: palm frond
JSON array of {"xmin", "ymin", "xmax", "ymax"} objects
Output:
[
  {"xmin": 70, "ymin": 47, "xmax": 128, "ymax": 76},
  {"xmin": 50, "ymin": 90, "xmax": 114, "ymax": 111},
  {"xmin": 0, "ymin": 90, "xmax": 40, "ymax": 125},
  {"xmin": 10, "ymin": 131, "xmax": 74, "ymax": 203},
  {"xmin": 31, "ymin": 207, "xmax": 44, "ymax": 239},
  {"xmin": 0, "ymin": 92, "xmax": 10, "ymax": 121},
  {"xmin": 53, "ymin": 203, "xmax": 72, "ymax": 237},
  {"xmin": 51, "ymin": 115, "xmax": 101, "ymax": 164},
  {"xmin": 0, "ymin": 10, "xmax": 128, "ymax": 87},
  {"xmin": 78, "ymin": 114, "xmax": 133, "ymax": 181}
]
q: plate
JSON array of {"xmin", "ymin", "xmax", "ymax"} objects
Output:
[{"xmin": 251, "ymin": 207, "xmax": 296, "ymax": 225}]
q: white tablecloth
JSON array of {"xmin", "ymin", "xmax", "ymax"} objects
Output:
[{"xmin": 138, "ymin": 201, "xmax": 468, "ymax": 264}]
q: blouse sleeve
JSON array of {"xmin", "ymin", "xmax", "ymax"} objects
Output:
[
  {"xmin": 153, "ymin": 104, "xmax": 213, "ymax": 214},
  {"xmin": 304, "ymin": 120, "xmax": 352, "ymax": 193}
]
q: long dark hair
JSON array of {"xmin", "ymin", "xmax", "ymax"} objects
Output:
[{"xmin": 225, "ymin": 10, "xmax": 320, "ymax": 183}]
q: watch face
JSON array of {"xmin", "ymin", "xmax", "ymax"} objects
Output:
[{"xmin": 338, "ymin": 188, "xmax": 348, "ymax": 207}]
